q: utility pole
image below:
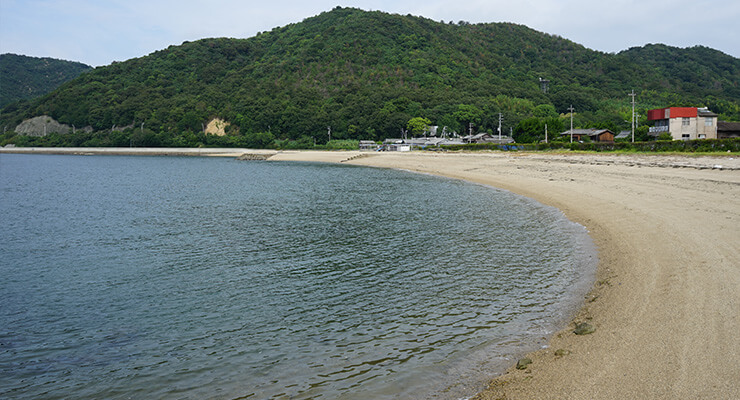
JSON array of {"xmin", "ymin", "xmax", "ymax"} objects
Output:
[
  {"xmin": 629, "ymin": 89, "xmax": 637, "ymax": 142},
  {"xmin": 327, "ymin": 126, "xmax": 331, "ymax": 142},
  {"xmin": 469, "ymin": 122, "xmax": 474, "ymax": 136},
  {"xmin": 545, "ymin": 123, "xmax": 548, "ymax": 144},
  {"xmin": 568, "ymin": 105, "xmax": 575, "ymax": 143},
  {"xmin": 141, "ymin": 122, "xmax": 145, "ymax": 134},
  {"xmin": 498, "ymin": 113, "xmax": 503, "ymax": 141}
]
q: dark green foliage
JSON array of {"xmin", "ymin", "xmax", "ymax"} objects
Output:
[
  {"xmin": 1, "ymin": 8, "xmax": 739, "ymax": 148},
  {"xmin": 439, "ymin": 138, "xmax": 740, "ymax": 153},
  {"xmin": 0, "ymin": 54, "xmax": 92, "ymax": 108}
]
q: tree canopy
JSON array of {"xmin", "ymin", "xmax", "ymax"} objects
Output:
[
  {"xmin": 1, "ymin": 7, "xmax": 738, "ymax": 148},
  {"xmin": 0, "ymin": 54, "xmax": 92, "ymax": 108}
]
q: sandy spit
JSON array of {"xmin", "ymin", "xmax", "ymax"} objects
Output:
[{"xmin": 3, "ymin": 147, "xmax": 738, "ymax": 399}]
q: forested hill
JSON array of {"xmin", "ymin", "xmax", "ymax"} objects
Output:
[
  {"xmin": 0, "ymin": 54, "xmax": 92, "ymax": 108},
  {"xmin": 1, "ymin": 7, "xmax": 738, "ymax": 146}
]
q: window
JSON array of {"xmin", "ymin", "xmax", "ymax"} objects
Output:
[
  {"xmin": 682, "ymin": 134, "xmax": 690, "ymax": 140},
  {"xmin": 699, "ymin": 134, "xmax": 706, "ymax": 139},
  {"xmin": 682, "ymin": 117, "xmax": 690, "ymax": 126},
  {"xmin": 705, "ymin": 117, "xmax": 713, "ymax": 126}
]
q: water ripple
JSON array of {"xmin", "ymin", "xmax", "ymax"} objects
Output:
[{"xmin": 0, "ymin": 154, "xmax": 596, "ymax": 400}]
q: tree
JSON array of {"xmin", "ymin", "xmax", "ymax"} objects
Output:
[
  {"xmin": 406, "ymin": 117, "xmax": 431, "ymax": 137},
  {"xmin": 533, "ymin": 104, "xmax": 558, "ymax": 119},
  {"xmin": 513, "ymin": 117, "xmax": 563, "ymax": 143},
  {"xmin": 453, "ymin": 104, "xmax": 483, "ymax": 134}
]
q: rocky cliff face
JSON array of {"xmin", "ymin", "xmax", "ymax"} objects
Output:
[{"xmin": 14, "ymin": 115, "xmax": 91, "ymax": 136}]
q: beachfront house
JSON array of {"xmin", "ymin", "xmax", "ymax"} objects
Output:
[
  {"xmin": 559, "ymin": 128, "xmax": 615, "ymax": 142},
  {"xmin": 647, "ymin": 107, "xmax": 718, "ymax": 140}
]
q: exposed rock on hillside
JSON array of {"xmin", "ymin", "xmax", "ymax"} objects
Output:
[{"xmin": 14, "ymin": 115, "xmax": 92, "ymax": 136}]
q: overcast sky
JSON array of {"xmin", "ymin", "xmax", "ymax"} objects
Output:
[{"xmin": 1, "ymin": 0, "xmax": 738, "ymax": 67}]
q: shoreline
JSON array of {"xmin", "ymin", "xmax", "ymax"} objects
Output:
[
  {"xmin": 345, "ymin": 151, "xmax": 740, "ymax": 399},
  {"xmin": 3, "ymin": 147, "xmax": 739, "ymax": 399}
]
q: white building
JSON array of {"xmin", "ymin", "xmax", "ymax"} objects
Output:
[{"xmin": 647, "ymin": 107, "xmax": 718, "ymax": 140}]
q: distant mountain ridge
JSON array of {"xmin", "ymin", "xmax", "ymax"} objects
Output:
[
  {"xmin": 0, "ymin": 54, "xmax": 92, "ymax": 108},
  {"xmin": 1, "ymin": 7, "xmax": 738, "ymax": 146}
]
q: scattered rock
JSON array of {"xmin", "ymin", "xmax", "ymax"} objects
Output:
[
  {"xmin": 574, "ymin": 322, "xmax": 596, "ymax": 335},
  {"xmin": 237, "ymin": 153, "xmax": 273, "ymax": 161},
  {"xmin": 554, "ymin": 349, "xmax": 571, "ymax": 357},
  {"xmin": 516, "ymin": 358, "xmax": 532, "ymax": 370}
]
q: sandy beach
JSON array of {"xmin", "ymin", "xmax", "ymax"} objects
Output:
[
  {"xmin": 274, "ymin": 150, "xmax": 740, "ymax": 399},
  {"xmin": 3, "ymin": 147, "xmax": 738, "ymax": 398}
]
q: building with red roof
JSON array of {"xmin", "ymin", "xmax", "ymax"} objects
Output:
[{"xmin": 647, "ymin": 107, "xmax": 718, "ymax": 140}]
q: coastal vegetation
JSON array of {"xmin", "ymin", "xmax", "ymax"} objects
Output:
[
  {"xmin": 441, "ymin": 138, "xmax": 740, "ymax": 153},
  {"xmin": 1, "ymin": 7, "xmax": 738, "ymax": 148}
]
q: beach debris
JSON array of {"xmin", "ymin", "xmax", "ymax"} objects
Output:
[
  {"xmin": 516, "ymin": 358, "xmax": 533, "ymax": 370},
  {"xmin": 554, "ymin": 349, "xmax": 571, "ymax": 357},
  {"xmin": 574, "ymin": 322, "xmax": 596, "ymax": 335}
]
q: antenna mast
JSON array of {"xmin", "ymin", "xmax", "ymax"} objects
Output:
[{"xmin": 539, "ymin": 77, "xmax": 550, "ymax": 94}]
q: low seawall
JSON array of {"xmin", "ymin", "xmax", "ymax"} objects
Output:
[{"xmin": 0, "ymin": 147, "xmax": 265, "ymax": 157}]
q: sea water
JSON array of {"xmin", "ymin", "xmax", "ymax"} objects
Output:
[{"xmin": 0, "ymin": 153, "xmax": 595, "ymax": 399}]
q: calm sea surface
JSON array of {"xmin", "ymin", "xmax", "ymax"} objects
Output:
[{"xmin": 0, "ymin": 153, "xmax": 595, "ymax": 399}]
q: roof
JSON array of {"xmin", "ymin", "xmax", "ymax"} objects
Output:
[
  {"xmin": 718, "ymin": 121, "xmax": 740, "ymax": 132},
  {"xmin": 463, "ymin": 133, "xmax": 492, "ymax": 140},
  {"xmin": 647, "ymin": 107, "xmax": 719, "ymax": 120},
  {"xmin": 697, "ymin": 107, "xmax": 718, "ymax": 117},
  {"xmin": 616, "ymin": 130, "xmax": 631, "ymax": 139},
  {"xmin": 648, "ymin": 107, "xmax": 698, "ymax": 121},
  {"xmin": 560, "ymin": 128, "xmax": 613, "ymax": 137}
]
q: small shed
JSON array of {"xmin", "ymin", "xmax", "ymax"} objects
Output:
[
  {"xmin": 718, "ymin": 121, "xmax": 740, "ymax": 139},
  {"xmin": 359, "ymin": 140, "xmax": 379, "ymax": 151},
  {"xmin": 560, "ymin": 128, "xmax": 615, "ymax": 143},
  {"xmin": 616, "ymin": 131, "xmax": 631, "ymax": 140}
]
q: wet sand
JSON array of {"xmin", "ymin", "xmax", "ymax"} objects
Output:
[{"xmin": 4, "ymin": 147, "xmax": 739, "ymax": 399}]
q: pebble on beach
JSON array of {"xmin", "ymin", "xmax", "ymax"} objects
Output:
[
  {"xmin": 573, "ymin": 322, "xmax": 596, "ymax": 335},
  {"xmin": 516, "ymin": 358, "xmax": 533, "ymax": 370}
]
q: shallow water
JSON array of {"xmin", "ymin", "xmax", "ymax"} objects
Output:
[{"xmin": 0, "ymin": 153, "xmax": 595, "ymax": 399}]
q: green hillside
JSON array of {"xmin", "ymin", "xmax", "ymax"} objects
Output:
[
  {"xmin": 1, "ymin": 7, "xmax": 738, "ymax": 147},
  {"xmin": 0, "ymin": 54, "xmax": 92, "ymax": 108}
]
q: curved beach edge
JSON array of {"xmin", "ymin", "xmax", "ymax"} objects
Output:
[
  {"xmin": 336, "ymin": 151, "xmax": 739, "ymax": 400},
  {"xmin": 3, "ymin": 148, "xmax": 738, "ymax": 399}
]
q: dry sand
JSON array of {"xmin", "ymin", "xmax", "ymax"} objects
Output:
[
  {"xmin": 273, "ymin": 150, "xmax": 740, "ymax": 400},
  {"xmin": 3, "ymin": 148, "xmax": 738, "ymax": 398}
]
